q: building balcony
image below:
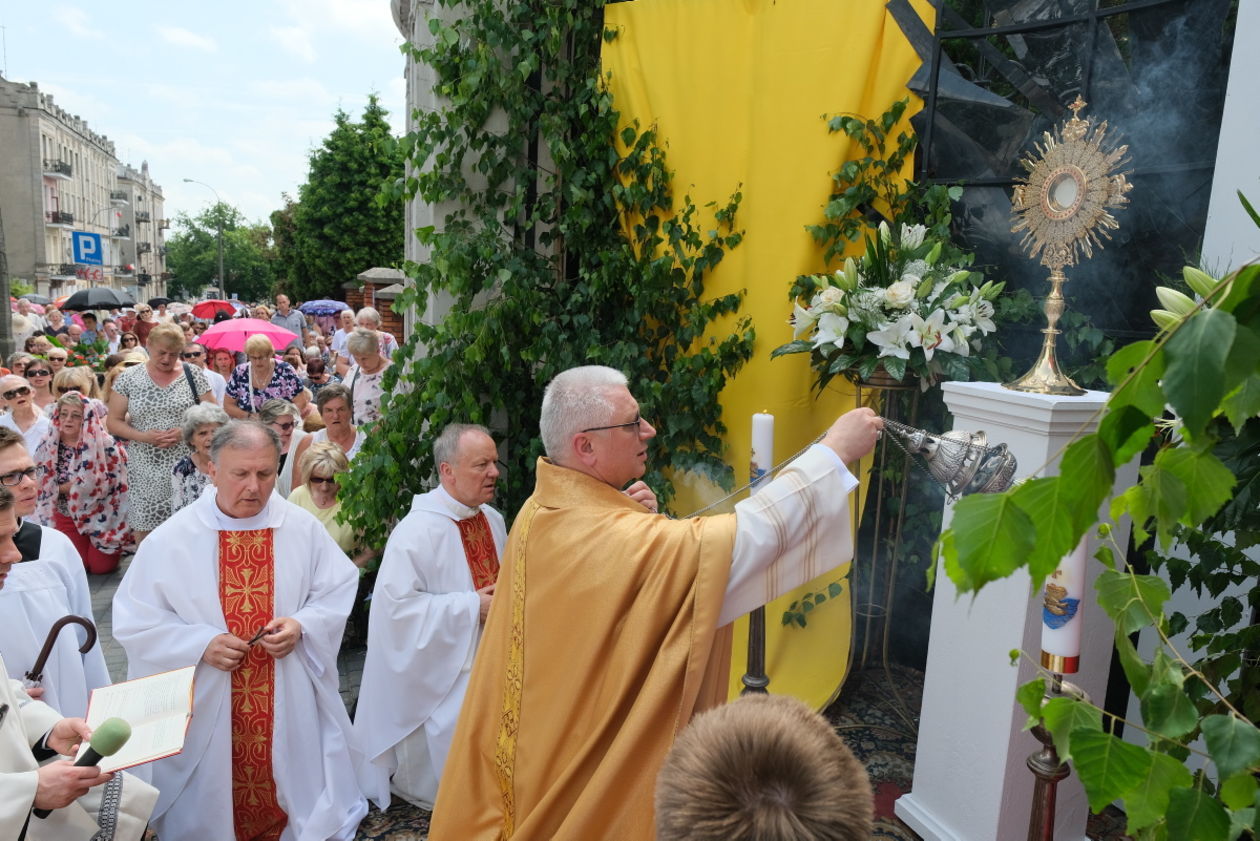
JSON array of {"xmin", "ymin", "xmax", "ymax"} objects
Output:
[
  {"xmin": 45, "ymin": 210, "xmax": 74, "ymax": 227},
  {"xmin": 43, "ymin": 159, "xmax": 72, "ymax": 179},
  {"xmin": 111, "ymin": 224, "xmax": 131, "ymax": 239},
  {"xmin": 158, "ymin": 218, "xmax": 170, "ymax": 230},
  {"xmin": 158, "ymin": 246, "xmax": 168, "ymax": 257},
  {"xmin": 138, "ymin": 273, "xmax": 152, "ymax": 286},
  {"xmin": 160, "ymin": 272, "xmax": 173, "ymax": 281},
  {"xmin": 137, "ymin": 241, "xmax": 152, "ymax": 254},
  {"xmin": 135, "ymin": 211, "xmax": 151, "ymax": 223},
  {"xmin": 110, "ymin": 190, "xmax": 128, "ymax": 204},
  {"xmin": 115, "ymin": 264, "xmax": 134, "ymax": 276},
  {"xmin": 54, "ymin": 263, "xmax": 78, "ymax": 278}
]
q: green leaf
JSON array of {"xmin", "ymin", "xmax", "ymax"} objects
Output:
[
  {"xmin": 1114, "ymin": 631, "xmax": 1152, "ymax": 697},
  {"xmin": 1221, "ymin": 374, "xmax": 1260, "ymax": 433},
  {"xmin": 1163, "ymin": 308, "xmax": 1237, "ymax": 439},
  {"xmin": 944, "ymin": 493, "xmax": 1036, "ymax": 593},
  {"xmin": 1121, "ymin": 751, "xmax": 1193, "ymax": 831},
  {"xmin": 1058, "ymin": 434, "xmax": 1115, "ymax": 533},
  {"xmin": 1072, "ymin": 727, "xmax": 1153, "ymax": 812},
  {"xmin": 1138, "ymin": 459, "xmax": 1190, "ymax": 550},
  {"xmin": 1041, "ymin": 697, "xmax": 1102, "ymax": 762},
  {"xmin": 1140, "ymin": 681, "xmax": 1199, "ymax": 740},
  {"xmin": 827, "ymin": 581, "xmax": 843, "ymax": 598},
  {"xmin": 1201, "ymin": 714, "xmax": 1260, "ymax": 781},
  {"xmin": 1011, "ymin": 477, "xmax": 1080, "ymax": 586},
  {"xmin": 1155, "ymin": 448, "xmax": 1236, "ymax": 526},
  {"xmin": 1219, "ymin": 770, "xmax": 1258, "ymax": 810},
  {"xmin": 1016, "ymin": 677, "xmax": 1046, "ymax": 721},
  {"xmin": 1107, "ymin": 340, "xmax": 1167, "ymax": 417},
  {"xmin": 1166, "ymin": 787, "xmax": 1230, "ymax": 841},
  {"xmin": 1095, "ymin": 568, "xmax": 1171, "ymax": 635},
  {"xmin": 1098, "ymin": 404, "xmax": 1156, "ymax": 466}
]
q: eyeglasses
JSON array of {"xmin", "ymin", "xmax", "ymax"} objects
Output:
[
  {"xmin": 26, "ymin": 370, "xmax": 50, "ymax": 378},
  {"xmin": 581, "ymin": 415, "xmax": 643, "ymax": 434},
  {"xmin": 271, "ymin": 421, "xmax": 295, "ymax": 432},
  {"xmin": 47, "ymin": 355, "xmax": 67, "ymax": 362},
  {"xmin": 248, "ymin": 355, "xmax": 272, "ymax": 362},
  {"xmin": 308, "ymin": 475, "xmax": 337, "ymax": 485},
  {"xmin": 0, "ymin": 466, "xmax": 38, "ymax": 486},
  {"xmin": 2, "ymin": 386, "xmax": 32, "ymax": 400},
  {"xmin": 56, "ymin": 387, "xmax": 81, "ymax": 395},
  {"xmin": 121, "ymin": 337, "xmax": 137, "ymax": 344},
  {"xmin": 182, "ymin": 351, "xmax": 204, "ymax": 359}
]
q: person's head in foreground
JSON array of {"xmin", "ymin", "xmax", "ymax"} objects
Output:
[
  {"xmin": 208, "ymin": 421, "xmax": 280, "ymax": 519},
  {"xmin": 540, "ymin": 365, "xmax": 656, "ymax": 489},
  {"xmin": 655, "ymin": 694, "xmax": 873, "ymax": 841},
  {"xmin": 435, "ymin": 422, "xmax": 500, "ymax": 508}
]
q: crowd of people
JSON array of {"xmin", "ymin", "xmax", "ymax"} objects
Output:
[{"xmin": 1, "ymin": 300, "xmax": 882, "ymax": 841}]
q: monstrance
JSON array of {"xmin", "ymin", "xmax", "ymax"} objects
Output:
[{"xmin": 1005, "ymin": 97, "xmax": 1132, "ymax": 396}]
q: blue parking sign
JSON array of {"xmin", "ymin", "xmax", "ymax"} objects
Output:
[{"xmin": 72, "ymin": 231, "xmax": 103, "ymax": 265}]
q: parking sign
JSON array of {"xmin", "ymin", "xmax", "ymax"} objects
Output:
[{"xmin": 72, "ymin": 231, "xmax": 103, "ymax": 265}]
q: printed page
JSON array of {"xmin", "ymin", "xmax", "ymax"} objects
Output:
[{"xmin": 79, "ymin": 665, "xmax": 195, "ymax": 772}]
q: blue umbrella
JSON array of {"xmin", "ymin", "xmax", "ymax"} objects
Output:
[{"xmin": 298, "ymin": 299, "xmax": 350, "ymax": 316}]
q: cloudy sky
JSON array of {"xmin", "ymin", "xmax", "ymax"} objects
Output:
[{"xmin": 1, "ymin": 0, "xmax": 406, "ymax": 223}]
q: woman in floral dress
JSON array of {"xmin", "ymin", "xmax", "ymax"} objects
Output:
[
  {"xmin": 223, "ymin": 334, "xmax": 309, "ymax": 418},
  {"xmin": 105, "ymin": 324, "xmax": 214, "ymax": 542}
]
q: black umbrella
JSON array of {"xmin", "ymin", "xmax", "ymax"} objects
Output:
[
  {"xmin": 147, "ymin": 296, "xmax": 172, "ymax": 307},
  {"xmin": 61, "ymin": 288, "xmax": 136, "ymax": 311},
  {"xmin": 19, "ymin": 293, "xmax": 52, "ymax": 305}
]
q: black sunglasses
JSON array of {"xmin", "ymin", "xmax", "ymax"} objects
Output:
[
  {"xmin": 2, "ymin": 386, "xmax": 32, "ymax": 400},
  {"xmin": 182, "ymin": 351, "xmax": 204, "ymax": 359},
  {"xmin": 308, "ymin": 475, "xmax": 337, "ymax": 485},
  {"xmin": 26, "ymin": 369, "xmax": 50, "ymax": 377}
]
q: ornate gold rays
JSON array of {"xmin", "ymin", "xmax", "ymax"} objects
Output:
[{"xmin": 1005, "ymin": 98, "xmax": 1132, "ymax": 396}]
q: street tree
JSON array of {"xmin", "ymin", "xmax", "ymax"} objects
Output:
[
  {"xmin": 278, "ymin": 95, "xmax": 403, "ymax": 301},
  {"xmin": 166, "ymin": 203, "xmax": 276, "ymax": 301}
]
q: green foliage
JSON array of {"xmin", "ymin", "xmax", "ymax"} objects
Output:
[
  {"xmin": 939, "ymin": 254, "xmax": 1260, "ymax": 837},
  {"xmin": 277, "ymin": 96, "xmax": 404, "ymax": 302},
  {"xmin": 9, "ymin": 279, "xmax": 34, "ymax": 297},
  {"xmin": 781, "ymin": 578, "xmax": 845, "ymax": 628},
  {"xmin": 337, "ymin": 0, "xmax": 753, "ymax": 548},
  {"xmin": 165, "ymin": 203, "xmax": 275, "ymax": 301}
]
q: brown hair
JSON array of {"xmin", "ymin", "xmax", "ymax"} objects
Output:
[
  {"xmin": 0, "ymin": 427, "xmax": 26, "ymax": 456},
  {"xmin": 655, "ymin": 695, "xmax": 873, "ymax": 841}
]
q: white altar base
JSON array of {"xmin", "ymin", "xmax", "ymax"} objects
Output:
[{"xmin": 895, "ymin": 381, "xmax": 1138, "ymax": 841}]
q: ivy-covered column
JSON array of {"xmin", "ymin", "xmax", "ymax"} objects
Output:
[{"xmin": 895, "ymin": 381, "xmax": 1139, "ymax": 841}]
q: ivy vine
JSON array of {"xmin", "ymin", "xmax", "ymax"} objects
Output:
[{"xmin": 338, "ymin": 1, "xmax": 753, "ymax": 548}]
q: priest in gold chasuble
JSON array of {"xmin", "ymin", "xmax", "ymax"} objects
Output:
[
  {"xmin": 113, "ymin": 422, "xmax": 369, "ymax": 841},
  {"xmin": 429, "ymin": 367, "xmax": 881, "ymax": 841}
]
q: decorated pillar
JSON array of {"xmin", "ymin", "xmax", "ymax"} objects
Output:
[{"xmin": 895, "ymin": 381, "xmax": 1138, "ymax": 841}]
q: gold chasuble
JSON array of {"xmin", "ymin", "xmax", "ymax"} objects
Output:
[
  {"xmin": 429, "ymin": 458, "xmax": 737, "ymax": 841},
  {"xmin": 457, "ymin": 511, "xmax": 501, "ymax": 589},
  {"xmin": 218, "ymin": 529, "xmax": 287, "ymax": 841}
]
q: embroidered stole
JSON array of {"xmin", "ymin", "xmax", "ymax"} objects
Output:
[
  {"xmin": 219, "ymin": 529, "xmax": 287, "ymax": 841},
  {"xmin": 456, "ymin": 511, "xmax": 500, "ymax": 590}
]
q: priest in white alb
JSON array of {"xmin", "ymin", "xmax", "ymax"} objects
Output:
[
  {"xmin": 355, "ymin": 423, "xmax": 508, "ymax": 809},
  {"xmin": 112, "ymin": 421, "xmax": 369, "ymax": 841},
  {"xmin": 429, "ymin": 366, "xmax": 882, "ymax": 841},
  {"xmin": 0, "ymin": 428, "xmax": 110, "ymax": 719}
]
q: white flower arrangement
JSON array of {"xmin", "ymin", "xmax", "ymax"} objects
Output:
[{"xmin": 774, "ymin": 221, "xmax": 1003, "ymax": 388}]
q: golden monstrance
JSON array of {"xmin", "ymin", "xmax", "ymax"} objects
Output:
[{"xmin": 1005, "ymin": 97, "xmax": 1132, "ymax": 396}]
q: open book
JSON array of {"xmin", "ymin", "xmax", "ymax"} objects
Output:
[{"xmin": 78, "ymin": 665, "xmax": 196, "ymax": 772}]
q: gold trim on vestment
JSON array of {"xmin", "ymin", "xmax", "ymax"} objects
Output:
[{"xmin": 494, "ymin": 501, "xmax": 538, "ymax": 837}]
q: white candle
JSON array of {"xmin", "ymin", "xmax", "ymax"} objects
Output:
[
  {"xmin": 1040, "ymin": 538, "xmax": 1087, "ymax": 674},
  {"xmin": 751, "ymin": 412, "xmax": 774, "ymax": 496}
]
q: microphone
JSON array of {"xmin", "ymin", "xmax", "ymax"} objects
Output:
[{"xmin": 33, "ymin": 717, "xmax": 131, "ymax": 818}]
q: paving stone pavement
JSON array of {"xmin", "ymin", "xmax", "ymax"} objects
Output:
[{"xmin": 87, "ymin": 555, "xmax": 368, "ymax": 712}]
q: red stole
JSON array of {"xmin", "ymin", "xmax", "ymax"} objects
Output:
[
  {"xmin": 219, "ymin": 529, "xmax": 287, "ymax": 841},
  {"xmin": 456, "ymin": 511, "xmax": 500, "ymax": 589}
]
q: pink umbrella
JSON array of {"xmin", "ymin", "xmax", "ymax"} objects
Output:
[
  {"xmin": 10, "ymin": 300, "xmax": 46, "ymax": 314},
  {"xmin": 199, "ymin": 318, "xmax": 298, "ymax": 353}
]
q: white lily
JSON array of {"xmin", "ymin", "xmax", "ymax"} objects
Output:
[
  {"xmin": 907, "ymin": 309, "xmax": 954, "ymax": 361},
  {"xmin": 791, "ymin": 302, "xmax": 818, "ymax": 338},
  {"xmin": 867, "ymin": 317, "xmax": 913, "ymax": 359},
  {"xmin": 900, "ymin": 224, "xmax": 927, "ymax": 250},
  {"xmin": 813, "ymin": 312, "xmax": 849, "ymax": 350}
]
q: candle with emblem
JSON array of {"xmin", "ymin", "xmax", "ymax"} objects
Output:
[
  {"xmin": 1040, "ymin": 539, "xmax": 1087, "ymax": 674},
  {"xmin": 751, "ymin": 413, "xmax": 774, "ymax": 495}
]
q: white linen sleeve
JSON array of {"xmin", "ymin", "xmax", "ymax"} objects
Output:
[{"xmin": 720, "ymin": 444, "xmax": 859, "ymax": 626}]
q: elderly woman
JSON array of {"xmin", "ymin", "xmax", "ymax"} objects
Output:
[
  {"xmin": 34, "ymin": 391, "xmax": 131, "ymax": 574},
  {"xmin": 7, "ymin": 352, "xmax": 33, "ymax": 378},
  {"xmin": 259, "ymin": 398, "xmax": 308, "ymax": 497},
  {"xmin": 342, "ymin": 328, "xmax": 392, "ymax": 425},
  {"xmin": 106, "ymin": 323, "xmax": 214, "ymax": 542},
  {"xmin": 170, "ymin": 403, "xmax": 230, "ymax": 513},
  {"xmin": 302, "ymin": 356, "xmax": 339, "ymax": 398},
  {"xmin": 288, "ymin": 442, "xmax": 372, "ymax": 564},
  {"xmin": 292, "ymin": 383, "xmax": 363, "ymax": 469},
  {"xmin": 46, "ymin": 346, "xmax": 69, "ymax": 374},
  {"xmin": 223, "ymin": 334, "xmax": 308, "ymax": 419},
  {"xmin": 22, "ymin": 358, "xmax": 55, "ymax": 412},
  {"xmin": 355, "ymin": 306, "xmax": 399, "ymax": 359},
  {"xmin": 0, "ymin": 374, "xmax": 52, "ymax": 453},
  {"xmin": 52, "ymin": 365, "xmax": 100, "ymax": 402}
]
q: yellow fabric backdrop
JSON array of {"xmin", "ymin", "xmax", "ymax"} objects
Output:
[{"xmin": 602, "ymin": 0, "xmax": 932, "ymax": 708}]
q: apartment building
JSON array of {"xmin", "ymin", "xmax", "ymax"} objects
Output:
[{"xmin": 0, "ymin": 75, "xmax": 167, "ymax": 298}]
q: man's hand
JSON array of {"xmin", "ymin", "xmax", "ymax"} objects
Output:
[
  {"xmin": 820, "ymin": 407, "xmax": 883, "ymax": 464},
  {"xmin": 624, "ymin": 481, "xmax": 659, "ymax": 514},
  {"xmin": 203, "ymin": 633, "xmax": 249, "ymax": 671},
  {"xmin": 46, "ymin": 717, "xmax": 92, "ymax": 757},
  {"xmin": 477, "ymin": 584, "xmax": 496, "ymax": 624},
  {"xmin": 34, "ymin": 761, "xmax": 112, "ymax": 810},
  {"xmin": 257, "ymin": 617, "xmax": 301, "ymax": 660}
]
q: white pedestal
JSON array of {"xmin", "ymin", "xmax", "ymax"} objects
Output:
[{"xmin": 895, "ymin": 381, "xmax": 1137, "ymax": 841}]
